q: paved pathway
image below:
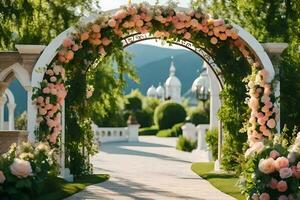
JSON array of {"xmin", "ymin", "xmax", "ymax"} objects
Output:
[{"xmin": 66, "ymin": 136, "xmax": 235, "ymax": 200}]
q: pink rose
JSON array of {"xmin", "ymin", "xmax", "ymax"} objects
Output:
[
  {"xmin": 277, "ymin": 180, "xmax": 288, "ymax": 192},
  {"xmin": 72, "ymin": 44, "xmax": 79, "ymax": 52},
  {"xmin": 10, "ymin": 158, "xmax": 32, "ymax": 178},
  {"xmin": 42, "ymin": 87, "xmax": 50, "ymax": 94},
  {"xmin": 36, "ymin": 96, "xmax": 44, "ymax": 104},
  {"xmin": 0, "ymin": 170, "xmax": 5, "ymax": 183},
  {"xmin": 259, "ymin": 193, "xmax": 270, "ymax": 200},
  {"xmin": 266, "ymin": 119, "xmax": 276, "ymax": 129},
  {"xmin": 279, "ymin": 167, "xmax": 292, "ymax": 179},
  {"xmin": 278, "ymin": 195, "xmax": 288, "ymax": 200},
  {"xmin": 268, "ymin": 178, "xmax": 278, "ymax": 189},
  {"xmin": 269, "ymin": 150, "xmax": 280, "ymax": 159},
  {"xmin": 62, "ymin": 38, "xmax": 73, "ymax": 48},
  {"xmin": 184, "ymin": 32, "xmax": 191, "ymax": 40},
  {"xmin": 102, "ymin": 37, "xmax": 111, "ymax": 46},
  {"xmin": 65, "ymin": 50, "xmax": 74, "ymax": 61},
  {"xmin": 275, "ymin": 157, "xmax": 289, "ymax": 170},
  {"xmin": 91, "ymin": 24, "xmax": 101, "ymax": 33},
  {"xmin": 50, "ymin": 76, "xmax": 57, "ymax": 83},
  {"xmin": 80, "ymin": 32, "xmax": 89, "ymax": 41},
  {"xmin": 108, "ymin": 18, "xmax": 117, "ymax": 27},
  {"xmin": 258, "ymin": 158, "xmax": 275, "ymax": 174},
  {"xmin": 39, "ymin": 108, "xmax": 47, "ymax": 116}
]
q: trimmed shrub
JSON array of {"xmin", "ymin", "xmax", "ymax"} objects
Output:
[
  {"xmin": 156, "ymin": 123, "xmax": 184, "ymax": 137},
  {"xmin": 154, "ymin": 101, "xmax": 187, "ymax": 130},
  {"xmin": 189, "ymin": 108, "xmax": 209, "ymax": 125},
  {"xmin": 135, "ymin": 109, "xmax": 153, "ymax": 128},
  {"xmin": 124, "ymin": 96, "xmax": 142, "ymax": 111},
  {"xmin": 156, "ymin": 129, "xmax": 173, "ymax": 137},
  {"xmin": 205, "ymin": 128, "xmax": 218, "ymax": 160},
  {"xmin": 139, "ymin": 127, "xmax": 158, "ymax": 136},
  {"xmin": 176, "ymin": 135, "xmax": 197, "ymax": 152}
]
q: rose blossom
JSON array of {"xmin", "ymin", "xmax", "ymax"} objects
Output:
[
  {"xmin": 277, "ymin": 180, "xmax": 288, "ymax": 192},
  {"xmin": 279, "ymin": 167, "xmax": 292, "ymax": 179},
  {"xmin": 269, "ymin": 150, "xmax": 280, "ymax": 159},
  {"xmin": 0, "ymin": 171, "xmax": 5, "ymax": 183},
  {"xmin": 268, "ymin": 178, "xmax": 278, "ymax": 189},
  {"xmin": 266, "ymin": 119, "xmax": 276, "ymax": 129},
  {"xmin": 258, "ymin": 158, "xmax": 275, "ymax": 174},
  {"xmin": 10, "ymin": 158, "xmax": 32, "ymax": 178},
  {"xmin": 275, "ymin": 157, "xmax": 289, "ymax": 170},
  {"xmin": 259, "ymin": 193, "xmax": 270, "ymax": 200},
  {"xmin": 278, "ymin": 195, "xmax": 288, "ymax": 200}
]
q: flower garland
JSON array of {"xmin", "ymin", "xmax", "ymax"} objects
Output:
[
  {"xmin": 245, "ymin": 67, "xmax": 279, "ymax": 156},
  {"xmin": 33, "ymin": 3, "xmax": 275, "ymax": 145}
]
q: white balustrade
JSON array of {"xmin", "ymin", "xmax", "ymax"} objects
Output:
[{"xmin": 93, "ymin": 124, "xmax": 129, "ymax": 144}]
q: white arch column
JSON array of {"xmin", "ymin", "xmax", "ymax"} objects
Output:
[
  {"xmin": 7, "ymin": 103, "xmax": 16, "ymax": 130},
  {"xmin": 0, "ymin": 96, "xmax": 6, "ymax": 130}
]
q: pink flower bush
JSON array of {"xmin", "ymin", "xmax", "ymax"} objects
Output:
[{"xmin": 10, "ymin": 158, "xmax": 32, "ymax": 178}]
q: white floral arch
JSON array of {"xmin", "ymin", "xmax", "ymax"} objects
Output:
[{"xmin": 29, "ymin": 6, "xmax": 276, "ymax": 141}]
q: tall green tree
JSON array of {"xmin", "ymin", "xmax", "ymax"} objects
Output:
[{"xmin": 0, "ymin": 0, "xmax": 100, "ymax": 50}]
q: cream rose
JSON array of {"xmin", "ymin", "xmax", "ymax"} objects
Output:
[
  {"xmin": 258, "ymin": 158, "xmax": 275, "ymax": 174},
  {"xmin": 10, "ymin": 158, "xmax": 32, "ymax": 178}
]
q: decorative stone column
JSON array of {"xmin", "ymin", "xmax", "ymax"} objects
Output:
[
  {"xmin": 181, "ymin": 122, "xmax": 197, "ymax": 142},
  {"xmin": 7, "ymin": 102, "xmax": 16, "ymax": 130},
  {"xmin": 192, "ymin": 124, "xmax": 212, "ymax": 162},
  {"xmin": 262, "ymin": 43, "xmax": 288, "ymax": 132},
  {"xmin": 127, "ymin": 115, "xmax": 140, "ymax": 142},
  {"xmin": 207, "ymin": 65, "xmax": 222, "ymax": 171},
  {"xmin": 25, "ymin": 86, "xmax": 36, "ymax": 142}
]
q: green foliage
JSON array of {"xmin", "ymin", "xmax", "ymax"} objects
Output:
[
  {"xmin": 189, "ymin": 107, "xmax": 209, "ymax": 125},
  {"xmin": 154, "ymin": 101, "xmax": 187, "ymax": 130},
  {"xmin": 156, "ymin": 123, "xmax": 183, "ymax": 137},
  {"xmin": 124, "ymin": 96, "xmax": 142, "ymax": 111},
  {"xmin": 15, "ymin": 112, "xmax": 27, "ymax": 130},
  {"xmin": 135, "ymin": 109, "xmax": 153, "ymax": 128},
  {"xmin": 176, "ymin": 135, "xmax": 197, "ymax": 152},
  {"xmin": 0, "ymin": 0, "xmax": 100, "ymax": 50},
  {"xmin": 139, "ymin": 127, "xmax": 158, "ymax": 136},
  {"xmin": 192, "ymin": 162, "xmax": 245, "ymax": 200},
  {"xmin": 36, "ymin": 174, "xmax": 109, "ymax": 200},
  {"xmin": 205, "ymin": 128, "xmax": 218, "ymax": 160}
]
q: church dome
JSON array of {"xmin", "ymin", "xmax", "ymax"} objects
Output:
[
  {"xmin": 156, "ymin": 83, "xmax": 165, "ymax": 99},
  {"xmin": 191, "ymin": 62, "xmax": 210, "ymax": 92},
  {"xmin": 165, "ymin": 57, "xmax": 181, "ymax": 87},
  {"xmin": 147, "ymin": 85, "xmax": 157, "ymax": 98}
]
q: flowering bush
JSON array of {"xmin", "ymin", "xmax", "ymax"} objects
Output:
[
  {"xmin": 241, "ymin": 133, "xmax": 300, "ymax": 200},
  {"xmin": 0, "ymin": 142, "xmax": 58, "ymax": 199}
]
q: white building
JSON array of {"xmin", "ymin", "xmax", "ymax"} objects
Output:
[{"xmin": 146, "ymin": 57, "xmax": 182, "ymax": 103}]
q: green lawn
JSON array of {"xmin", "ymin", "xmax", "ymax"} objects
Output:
[
  {"xmin": 191, "ymin": 162, "xmax": 245, "ymax": 200},
  {"xmin": 36, "ymin": 174, "xmax": 109, "ymax": 200}
]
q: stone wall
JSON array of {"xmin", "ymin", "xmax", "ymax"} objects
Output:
[{"xmin": 0, "ymin": 131, "xmax": 27, "ymax": 155}]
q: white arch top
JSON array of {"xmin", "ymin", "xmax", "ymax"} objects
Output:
[
  {"xmin": 4, "ymin": 89, "xmax": 15, "ymax": 105},
  {"xmin": 31, "ymin": 7, "xmax": 275, "ymax": 88},
  {"xmin": 0, "ymin": 62, "xmax": 31, "ymax": 89}
]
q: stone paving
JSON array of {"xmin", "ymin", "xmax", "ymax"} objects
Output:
[{"xmin": 65, "ymin": 136, "xmax": 235, "ymax": 200}]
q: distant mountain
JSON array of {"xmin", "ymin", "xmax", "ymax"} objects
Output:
[{"xmin": 124, "ymin": 44, "xmax": 203, "ymax": 94}]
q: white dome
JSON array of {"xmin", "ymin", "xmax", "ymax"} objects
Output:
[
  {"xmin": 192, "ymin": 66, "xmax": 210, "ymax": 92},
  {"xmin": 147, "ymin": 85, "xmax": 157, "ymax": 97},
  {"xmin": 165, "ymin": 76, "xmax": 181, "ymax": 87},
  {"xmin": 156, "ymin": 83, "xmax": 165, "ymax": 99}
]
